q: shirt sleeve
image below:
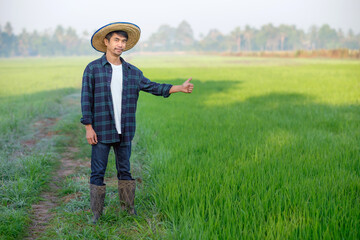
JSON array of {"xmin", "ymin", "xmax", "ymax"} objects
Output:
[
  {"xmin": 139, "ymin": 72, "xmax": 173, "ymax": 98},
  {"xmin": 80, "ymin": 65, "xmax": 94, "ymax": 125}
]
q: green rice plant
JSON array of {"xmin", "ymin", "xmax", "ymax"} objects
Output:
[
  {"xmin": 131, "ymin": 57, "xmax": 360, "ymax": 239},
  {"xmin": 1, "ymin": 55, "xmax": 359, "ymax": 239}
]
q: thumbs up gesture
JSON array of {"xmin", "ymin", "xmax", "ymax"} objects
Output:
[
  {"xmin": 181, "ymin": 77, "xmax": 194, "ymax": 93},
  {"xmin": 169, "ymin": 77, "xmax": 194, "ymax": 94}
]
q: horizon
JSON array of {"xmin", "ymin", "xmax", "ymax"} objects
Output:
[
  {"xmin": 1, "ymin": 0, "xmax": 359, "ymax": 41},
  {"xmin": 0, "ymin": 21, "xmax": 358, "ymax": 42}
]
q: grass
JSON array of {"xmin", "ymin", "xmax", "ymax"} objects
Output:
[
  {"xmin": 0, "ymin": 57, "xmax": 89, "ymax": 239},
  {"xmin": 0, "ymin": 56, "xmax": 88, "ymax": 160},
  {"xmin": 0, "ymin": 54, "xmax": 359, "ymax": 239},
  {"xmin": 133, "ymin": 54, "xmax": 360, "ymax": 239},
  {"xmin": 39, "ymin": 99, "xmax": 171, "ymax": 239},
  {"xmin": 0, "ymin": 154, "xmax": 54, "ymax": 239}
]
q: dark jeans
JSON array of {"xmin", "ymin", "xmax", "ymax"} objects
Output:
[{"xmin": 90, "ymin": 141, "xmax": 133, "ymax": 186}]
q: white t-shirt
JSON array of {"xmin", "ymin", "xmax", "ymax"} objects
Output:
[{"xmin": 110, "ymin": 63, "xmax": 123, "ymax": 134}]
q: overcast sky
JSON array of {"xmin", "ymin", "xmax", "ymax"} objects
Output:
[{"xmin": 1, "ymin": 0, "xmax": 359, "ymax": 40}]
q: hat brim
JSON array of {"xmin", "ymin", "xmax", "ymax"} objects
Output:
[{"xmin": 91, "ymin": 22, "xmax": 141, "ymax": 53}]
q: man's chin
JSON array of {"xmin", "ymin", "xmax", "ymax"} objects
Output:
[
  {"xmin": 107, "ymin": 50, "xmax": 123, "ymax": 57},
  {"xmin": 111, "ymin": 52, "xmax": 122, "ymax": 57}
]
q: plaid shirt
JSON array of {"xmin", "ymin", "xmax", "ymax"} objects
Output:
[{"xmin": 81, "ymin": 54, "xmax": 172, "ymax": 145}]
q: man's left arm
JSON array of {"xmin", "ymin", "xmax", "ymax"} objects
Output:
[{"xmin": 139, "ymin": 72, "xmax": 194, "ymax": 97}]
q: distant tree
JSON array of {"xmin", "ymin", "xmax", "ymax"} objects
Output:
[
  {"xmin": 229, "ymin": 27, "xmax": 242, "ymax": 52},
  {"xmin": 343, "ymin": 29, "xmax": 360, "ymax": 49},
  {"xmin": 18, "ymin": 29, "xmax": 30, "ymax": 56},
  {"xmin": 0, "ymin": 24, "xmax": 3, "ymax": 56},
  {"xmin": 175, "ymin": 20, "xmax": 195, "ymax": 50},
  {"xmin": 308, "ymin": 25, "xmax": 318, "ymax": 49},
  {"xmin": 0, "ymin": 22, "xmax": 16, "ymax": 56},
  {"xmin": 278, "ymin": 24, "xmax": 304, "ymax": 50},
  {"xmin": 64, "ymin": 27, "xmax": 79, "ymax": 55},
  {"xmin": 82, "ymin": 30, "xmax": 89, "ymax": 40},
  {"xmin": 200, "ymin": 29, "xmax": 226, "ymax": 52},
  {"xmin": 243, "ymin": 25, "xmax": 255, "ymax": 51},
  {"xmin": 278, "ymin": 28, "xmax": 287, "ymax": 51},
  {"xmin": 147, "ymin": 24, "xmax": 176, "ymax": 51},
  {"xmin": 31, "ymin": 30, "xmax": 49, "ymax": 56},
  {"xmin": 54, "ymin": 25, "xmax": 66, "ymax": 54},
  {"xmin": 4, "ymin": 22, "xmax": 13, "ymax": 36},
  {"xmin": 255, "ymin": 24, "xmax": 278, "ymax": 51},
  {"xmin": 318, "ymin": 24, "xmax": 339, "ymax": 49}
]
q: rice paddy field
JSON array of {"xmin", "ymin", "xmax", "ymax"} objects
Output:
[{"xmin": 0, "ymin": 54, "xmax": 359, "ymax": 239}]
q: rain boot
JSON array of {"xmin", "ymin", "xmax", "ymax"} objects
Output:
[
  {"xmin": 118, "ymin": 180, "xmax": 136, "ymax": 215},
  {"xmin": 90, "ymin": 184, "xmax": 106, "ymax": 224}
]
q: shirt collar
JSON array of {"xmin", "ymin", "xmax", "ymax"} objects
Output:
[{"xmin": 101, "ymin": 54, "xmax": 131, "ymax": 69}]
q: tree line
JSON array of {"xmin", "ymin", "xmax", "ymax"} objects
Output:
[
  {"xmin": 0, "ymin": 23, "xmax": 92, "ymax": 57},
  {"xmin": 142, "ymin": 21, "xmax": 360, "ymax": 52},
  {"xmin": 0, "ymin": 21, "xmax": 359, "ymax": 57}
]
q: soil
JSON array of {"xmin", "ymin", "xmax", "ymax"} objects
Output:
[
  {"xmin": 24, "ymin": 118, "xmax": 87, "ymax": 240},
  {"xmin": 23, "ymin": 118, "xmax": 59, "ymax": 147}
]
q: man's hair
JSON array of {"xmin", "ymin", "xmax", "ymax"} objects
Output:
[{"xmin": 105, "ymin": 30, "xmax": 128, "ymax": 41}]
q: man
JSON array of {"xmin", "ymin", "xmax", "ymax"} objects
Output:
[{"xmin": 81, "ymin": 22, "xmax": 193, "ymax": 224}]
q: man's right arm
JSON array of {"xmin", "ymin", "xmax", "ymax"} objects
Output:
[{"xmin": 81, "ymin": 66, "xmax": 97, "ymax": 145}]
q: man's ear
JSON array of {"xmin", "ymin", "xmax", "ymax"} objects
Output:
[{"xmin": 104, "ymin": 38, "xmax": 109, "ymax": 47}]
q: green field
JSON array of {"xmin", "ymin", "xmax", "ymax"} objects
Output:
[{"xmin": 0, "ymin": 54, "xmax": 359, "ymax": 239}]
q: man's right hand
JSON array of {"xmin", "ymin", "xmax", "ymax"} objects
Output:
[{"xmin": 85, "ymin": 125, "xmax": 98, "ymax": 145}]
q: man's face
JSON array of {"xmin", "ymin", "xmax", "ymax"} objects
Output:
[{"xmin": 104, "ymin": 33, "xmax": 127, "ymax": 56}]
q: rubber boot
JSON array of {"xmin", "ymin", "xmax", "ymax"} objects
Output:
[
  {"xmin": 90, "ymin": 184, "xmax": 106, "ymax": 224},
  {"xmin": 118, "ymin": 180, "xmax": 137, "ymax": 215}
]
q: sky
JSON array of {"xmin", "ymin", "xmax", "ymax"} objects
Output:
[{"xmin": 1, "ymin": 0, "xmax": 359, "ymax": 41}]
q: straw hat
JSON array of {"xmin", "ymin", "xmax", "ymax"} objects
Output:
[{"xmin": 91, "ymin": 22, "xmax": 141, "ymax": 52}]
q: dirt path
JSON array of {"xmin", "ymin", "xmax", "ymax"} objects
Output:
[{"xmin": 24, "ymin": 118, "xmax": 87, "ymax": 239}]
